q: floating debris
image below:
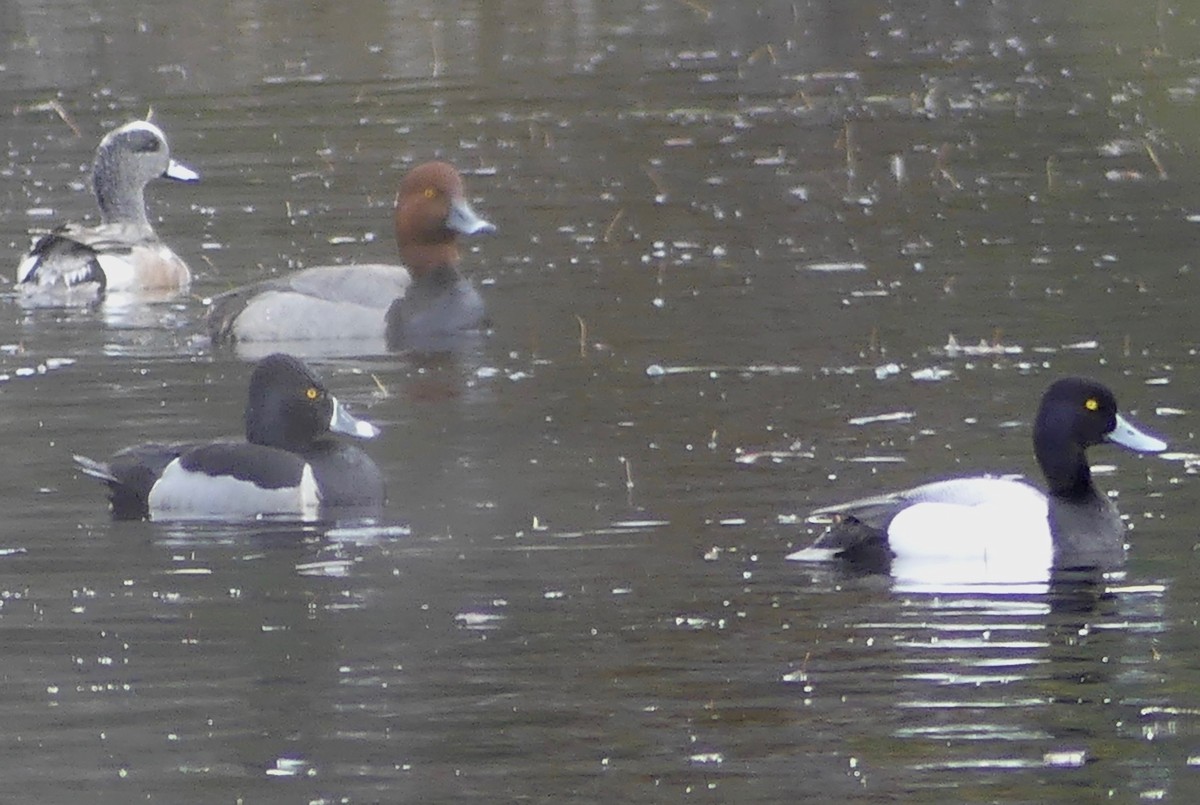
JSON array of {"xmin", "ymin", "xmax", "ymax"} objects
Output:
[
  {"xmin": 911, "ymin": 367, "xmax": 953, "ymax": 382},
  {"xmin": 454, "ymin": 612, "xmax": 506, "ymax": 630},
  {"xmin": 944, "ymin": 333, "xmax": 1023, "ymax": 357},
  {"xmin": 295, "ymin": 560, "xmax": 353, "ymax": 577},
  {"xmin": 848, "ymin": 411, "xmax": 914, "ymax": 426},
  {"xmin": 1042, "ymin": 750, "xmax": 1087, "ymax": 768},
  {"xmin": 734, "ymin": 448, "xmax": 815, "ymax": 465},
  {"xmin": 806, "ymin": 261, "xmax": 867, "ymax": 272},
  {"xmin": 646, "ymin": 363, "xmax": 802, "ymax": 377}
]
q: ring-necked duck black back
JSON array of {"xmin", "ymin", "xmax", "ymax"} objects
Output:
[
  {"xmin": 17, "ymin": 119, "xmax": 199, "ymax": 301},
  {"xmin": 206, "ymin": 161, "xmax": 494, "ymax": 352},
  {"xmin": 787, "ymin": 377, "xmax": 1167, "ymax": 579},
  {"xmin": 75, "ymin": 354, "xmax": 385, "ymax": 521}
]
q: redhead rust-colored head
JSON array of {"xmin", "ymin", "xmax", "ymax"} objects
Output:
[{"xmin": 392, "ymin": 161, "xmax": 495, "ymax": 277}]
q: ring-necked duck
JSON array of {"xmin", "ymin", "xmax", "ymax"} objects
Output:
[
  {"xmin": 787, "ymin": 377, "xmax": 1167, "ymax": 577},
  {"xmin": 74, "ymin": 353, "xmax": 385, "ymax": 521},
  {"xmin": 17, "ymin": 119, "xmax": 198, "ymax": 300},
  {"xmin": 206, "ymin": 161, "xmax": 494, "ymax": 349}
]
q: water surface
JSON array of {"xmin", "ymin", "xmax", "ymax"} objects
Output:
[{"xmin": 1, "ymin": 1, "xmax": 1200, "ymax": 801}]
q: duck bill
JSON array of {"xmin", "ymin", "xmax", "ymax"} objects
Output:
[
  {"xmin": 1108, "ymin": 413, "xmax": 1167, "ymax": 453},
  {"xmin": 164, "ymin": 159, "xmax": 200, "ymax": 182},
  {"xmin": 447, "ymin": 198, "xmax": 496, "ymax": 236},
  {"xmin": 329, "ymin": 397, "xmax": 380, "ymax": 440}
]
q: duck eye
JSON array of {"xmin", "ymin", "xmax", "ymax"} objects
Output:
[
  {"xmin": 305, "ymin": 387, "xmax": 320, "ymax": 400},
  {"xmin": 1084, "ymin": 398, "xmax": 1099, "ymax": 412},
  {"xmin": 423, "ymin": 187, "xmax": 437, "ymax": 199}
]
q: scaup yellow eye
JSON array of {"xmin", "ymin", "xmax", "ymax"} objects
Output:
[
  {"xmin": 306, "ymin": 387, "xmax": 320, "ymax": 400},
  {"xmin": 423, "ymin": 187, "xmax": 436, "ymax": 199},
  {"xmin": 1085, "ymin": 398, "xmax": 1099, "ymax": 411}
]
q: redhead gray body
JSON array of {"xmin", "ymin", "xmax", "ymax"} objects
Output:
[{"xmin": 208, "ymin": 161, "xmax": 493, "ymax": 350}]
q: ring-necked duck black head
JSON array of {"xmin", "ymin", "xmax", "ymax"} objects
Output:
[{"xmin": 75, "ymin": 353, "xmax": 385, "ymax": 521}]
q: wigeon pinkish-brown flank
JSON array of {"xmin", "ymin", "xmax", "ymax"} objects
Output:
[
  {"xmin": 16, "ymin": 119, "xmax": 199, "ymax": 301},
  {"xmin": 206, "ymin": 161, "xmax": 495, "ymax": 349}
]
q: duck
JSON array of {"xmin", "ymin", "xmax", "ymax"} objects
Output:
[
  {"xmin": 74, "ymin": 353, "xmax": 385, "ymax": 521},
  {"xmin": 206, "ymin": 161, "xmax": 495, "ymax": 350},
  {"xmin": 787, "ymin": 377, "xmax": 1167, "ymax": 579},
  {"xmin": 16, "ymin": 119, "xmax": 199, "ymax": 300}
]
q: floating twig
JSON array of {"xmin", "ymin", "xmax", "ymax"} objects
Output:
[
  {"xmin": 575, "ymin": 314, "xmax": 587, "ymax": 359},
  {"xmin": 27, "ymin": 99, "xmax": 82, "ymax": 138},
  {"xmin": 677, "ymin": 0, "xmax": 713, "ymax": 20},
  {"xmin": 619, "ymin": 456, "xmax": 635, "ymax": 507},
  {"xmin": 1145, "ymin": 141, "xmax": 1168, "ymax": 180},
  {"xmin": 643, "ymin": 166, "xmax": 668, "ymax": 199},
  {"xmin": 603, "ymin": 208, "xmax": 625, "ymax": 243},
  {"xmin": 747, "ymin": 44, "xmax": 777, "ymax": 66}
]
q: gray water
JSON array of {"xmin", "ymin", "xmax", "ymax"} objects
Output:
[{"xmin": 2, "ymin": 1, "xmax": 1200, "ymax": 802}]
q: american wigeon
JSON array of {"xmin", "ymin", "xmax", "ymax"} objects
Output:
[{"xmin": 17, "ymin": 119, "xmax": 199, "ymax": 300}]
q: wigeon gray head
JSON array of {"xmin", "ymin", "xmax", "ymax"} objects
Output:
[{"xmin": 93, "ymin": 119, "xmax": 199, "ymax": 229}]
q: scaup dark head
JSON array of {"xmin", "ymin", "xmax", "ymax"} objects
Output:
[
  {"xmin": 1034, "ymin": 377, "xmax": 1165, "ymax": 498},
  {"xmin": 245, "ymin": 354, "xmax": 380, "ymax": 451}
]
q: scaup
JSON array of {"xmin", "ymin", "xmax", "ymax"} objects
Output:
[{"xmin": 787, "ymin": 377, "xmax": 1167, "ymax": 579}]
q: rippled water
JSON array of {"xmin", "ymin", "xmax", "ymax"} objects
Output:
[{"xmin": 2, "ymin": 1, "xmax": 1200, "ymax": 801}]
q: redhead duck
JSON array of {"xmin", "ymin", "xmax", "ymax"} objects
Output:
[
  {"xmin": 16, "ymin": 119, "xmax": 199, "ymax": 300},
  {"xmin": 788, "ymin": 378, "xmax": 1167, "ymax": 579},
  {"xmin": 207, "ymin": 161, "xmax": 494, "ymax": 348},
  {"xmin": 74, "ymin": 353, "xmax": 384, "ymax": 521}
]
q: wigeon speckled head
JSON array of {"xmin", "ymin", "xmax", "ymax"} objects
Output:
[
  {"xmin": 17, "ymin": 118, "xmax": 199, "ymax": 301},
  {"xmin": 206, "ymin": 160, "xmax": 495, "ymax": 352}
]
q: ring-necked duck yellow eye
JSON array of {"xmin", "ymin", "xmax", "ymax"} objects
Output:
[
  {"xmin": 1085, "ymin": 398, "xmax": 1099, "ymax": 411},
  {"xmin": 423, "ymin": 187, "xmax": 436, "ymax": 199},
  {"xmin": 74, "ymin": 353, "xmax": 385, "ymax": 521}
]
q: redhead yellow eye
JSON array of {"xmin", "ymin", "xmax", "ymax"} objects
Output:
[
  {"xmin": 1084, "ymin": 398, "xmax": 1099, "ymax": 411},
  {"xmin": 423, "ymin": 187, "xmax": 436, "ymax": 199},
  {"xmin": 306, "ymin": 387, "xmax": 319, "ymax": 400}
]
